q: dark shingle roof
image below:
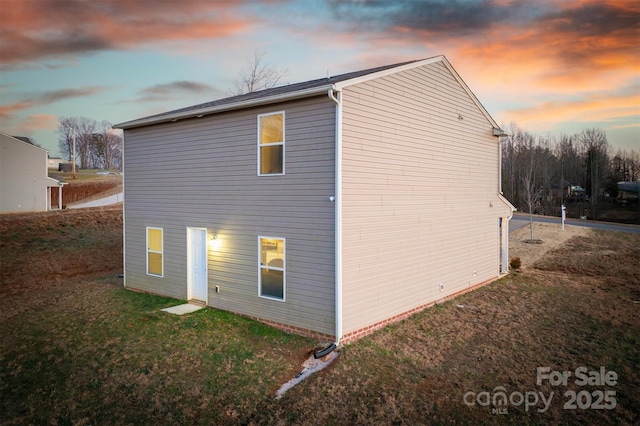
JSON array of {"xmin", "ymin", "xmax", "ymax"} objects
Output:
[
  {"xmin": 13, "ymin": 136, "xmax": 35, "ymax": 145},
  {"xmin": 117, "ymin": 58, "xmax": 423, "ymax": 128}
]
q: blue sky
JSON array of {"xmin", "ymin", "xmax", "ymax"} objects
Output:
[{"xmin": 1, "ymin": 0, "xmax": 638, "ymax": 157}]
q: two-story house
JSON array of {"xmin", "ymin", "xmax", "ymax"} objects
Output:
[
  {"xmin": 116, "ymin": 56, "xmax": 515, "ymax": 347},
  {"xmin": 0, "ymin": 132, "xmax": 65, "ymax": 212}
]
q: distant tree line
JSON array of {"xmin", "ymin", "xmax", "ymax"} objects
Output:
[
  {"xmin": 57, "ymin": 117, "xmax": 122, "ymax": 170},
  {"xmin": 501, "ymin": 125, "xmax": 640, "ymax": 220}
]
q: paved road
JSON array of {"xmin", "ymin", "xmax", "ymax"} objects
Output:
[
  {"xmin": 510, "ymin": 213, "xmax": 640, "ymax": 234},
  {"xmin": 68, "ymin": 192, "xmax": 123, "ymax": 209}
]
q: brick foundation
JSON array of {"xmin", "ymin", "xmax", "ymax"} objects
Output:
[
  {"xmin": 132, "ymin": 275, "xmax": 501, "ymax": 345},
  {"xmin": 245, "ymin": 275, "xmax": 501, "ymax": 345},
  {"xmin": 244, "ymin": 316, "xmax": 335, "ymax": 342},
  {"xmin": 339, "ymin": 276, "xmax": 500, "ymax": 344}
]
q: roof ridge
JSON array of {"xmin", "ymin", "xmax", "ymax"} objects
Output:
[
  {"xmin": 123, "ymin": 59, "xmax": 423, "ymax": 121},
  {"xmin": 116, "ymin": 56, "xmax": 439, "ymax": 128}
]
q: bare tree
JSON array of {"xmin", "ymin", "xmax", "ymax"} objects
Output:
[
  {"xmin": 56, "ymin": 117, "xmax": 99, "ymax": 169},
  {"xmin": 578, "ymin": 128, "xmax": 609, "ymax": 219},
  {"xmin": 520, "ymin": 139, "xmax": 544, "ymax": 242},
  {"xmin": 57, "ymin": 117, "xmax": 76, "ymax": 161},
  {"xmin": 93, "ymin": 121, "xmax": 122, "ymax": 170},
  {"xmin": 231, "ymin": 50, "xmax": 287, "ymax": 95}
]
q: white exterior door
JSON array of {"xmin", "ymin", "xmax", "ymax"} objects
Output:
[{"xmin": 187, "ymin": 228, "xmax": 208, "ymax": 302}]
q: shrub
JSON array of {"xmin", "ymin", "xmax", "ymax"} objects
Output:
[{"xmin": 510, "ymin": 257, "xmax": 521, "ymax": 270}]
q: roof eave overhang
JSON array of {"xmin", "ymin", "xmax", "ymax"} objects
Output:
[
  {"xmin": 115, "ymin": 84, "xmax": 335, "ymax": 130},
  {"xmin": 45, "ymin": 177, "xmax": 64, "ymax": 186},
  {"xmin": 499, "ymin": 193, "xmax": 517, "ymax": 212},
  {"xmin": 333, "ymin": 56, "xmax": 445, "ymax": 90}
]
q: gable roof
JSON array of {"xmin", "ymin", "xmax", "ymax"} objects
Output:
[
  {"xmin": 116, "ymin": 55, "xmax": 499, "ymax": 130},
  {"xmin": 0, "ymin": 131, "xmax": 49, "ymax": 153}
]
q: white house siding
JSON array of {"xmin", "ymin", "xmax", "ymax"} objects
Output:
[
  {"xmin": 0, "ymin": 133, "xmax": 57, "ymax": 213},
  {"xmin": 340, "ymin": 61, "xmax": 512, "ymax": 336},
  {"xmin": 123, "ymin": 96, "xmax": 336, "ymax": 336}
]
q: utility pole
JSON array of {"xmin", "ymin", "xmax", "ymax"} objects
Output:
[{"xmin": 72, "ymin": 129, "xmax": 77, "ymax": 179}]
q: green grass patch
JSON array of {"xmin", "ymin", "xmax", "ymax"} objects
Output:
[{"xmin": 0, "ymin": 283, "xmax": 312, "ymax": 425}]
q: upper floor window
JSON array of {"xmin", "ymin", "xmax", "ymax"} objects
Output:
[{"xmin": 258, "ymin": 112, "xmax": 284, "ymax": 175}]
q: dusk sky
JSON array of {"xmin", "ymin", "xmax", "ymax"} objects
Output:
[{"xmin": 1, "ymin": 0, "xmax": 638, "ymax": 157}]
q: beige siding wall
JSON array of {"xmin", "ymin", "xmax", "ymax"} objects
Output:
[
  {"xmin": 0, "ymin": 133, "xmax": 50, "ymax": 212},
  {"xmin": 124, "ymin": 96, "xmax": 336, "ymax": 335},
  {"xmin": 341, "ymin": 61, "xmax": 511, "ymax": 335}
]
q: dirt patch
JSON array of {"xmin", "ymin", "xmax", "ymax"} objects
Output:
[
  {"xmin": 0, "ymin": 206, "xmax": 123, "ymax": 297},
  {"xmin": 510, "ymin": 222, "xmax": 590, "ymax": 269},
  {"xmin": 50, "ymin": 172, "xmax": 121, "ymax": 206}
]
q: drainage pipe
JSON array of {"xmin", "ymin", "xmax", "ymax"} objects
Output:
[{"xmin": 315, "ymin": 88, "xmax": 343, "ymax": 359}]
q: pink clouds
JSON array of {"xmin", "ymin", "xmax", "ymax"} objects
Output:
[
  {"xmin": 506, "ymin": 92, "xmax": 640, "ymax": 126},
  {"xmin": 0, "ymin": 87, "xmax": 107, "ymax": 120},
  {"xmin": 20, "ymin": 114, "xmax": 59, "ymax": 132},
  {"xmin": 0, "ymin": 0, "xmax": 256, "ymax": 68},
  {"xmin": 315, "ymin": 0, "xmax": 639, "ymax": 107}
]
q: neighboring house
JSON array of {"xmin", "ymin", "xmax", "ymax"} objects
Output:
[
  {"xmin": 0, "ymin": 132, "xmax": 65, "ymax": 212},
  {"xmin": 48, "ymin": 157, "xmax": 71, "ymax": 170},
  {"xmin": 550, "ymin": 179, "xmax": 571, "ymax": 201},
  {"xmin": 116, "ymin": 56, "xmax": 515, "ymax": 344},
  {"xmin": 617, "ymin": 181, "xmax": 640, "ymax": 205}
]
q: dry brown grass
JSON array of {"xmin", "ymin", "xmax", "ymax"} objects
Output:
[
  {"xmin": 509, "ymin": 222, "xmax": 590, "ymax": 269},
  {"xmin": 49, "ymin": 172, "xmax": 121, "ymax": 206},
  {"xmin": 254, "ymin": 226, "xmax": 640, "ymax": 425},
  {"xmin": 0, "ymin": 206, "xmax": 123, "ymax": 295},
  {"xmin": 1, "ymin": 211, "xmax": 638, "ymax": 425}
]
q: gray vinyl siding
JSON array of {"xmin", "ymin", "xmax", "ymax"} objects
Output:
[
  {"xmin": 124, "ymin": 96, "xmax": 336, "ymax": 335},
  {"xmin": 340, "ymin": 61, "xmax": 511, "ymax": 335}
]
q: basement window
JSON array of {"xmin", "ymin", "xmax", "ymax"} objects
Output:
[
  {"xmin": 258, "ymin": 112, "xmax": 284, "ymax": 175},
  {"xmin": 147, "ymin": 227, "xmax": 163, "ymax": 277}
]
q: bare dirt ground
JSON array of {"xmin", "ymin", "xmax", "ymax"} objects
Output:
[
  {"xmin": 0, "ymin": 206, "xmax": 123, "ymax": 296},
  {"xmin": 510, "ymin": 222, "xmax": 590, "ymax": 268},
  {"xmin": 49, "ymin": 172, "xmax": 122, "ymax": 206}
]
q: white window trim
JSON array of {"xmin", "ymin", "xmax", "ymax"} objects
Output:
[
  {"xmin": 257, "ymin": 111, "xmax": 285, "ymax": 176},
  {"xmin": 258, "ymin": 236, "xmax": 286, "ymax": 302},
  {"xmin": 146, "ymin": 226, "xmax": 164, "ymax": 277}
]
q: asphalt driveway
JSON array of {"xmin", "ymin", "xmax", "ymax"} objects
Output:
[{"xmin": 510, "ymin": 212, "xmax": 640, "ymax": 234}]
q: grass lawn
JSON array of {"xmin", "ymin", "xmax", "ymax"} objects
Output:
[
  {"xmin": 0, "ymin": 279, "xmax": 311, "ymax": 425},
  {"xmin": 1, "ymin": 210, "xmax": 638, "ymax": 425}
]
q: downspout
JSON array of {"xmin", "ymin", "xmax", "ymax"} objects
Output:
[
  {"xmin": 498, "ymin": 137, "xmax": 503, "ymax": 195},
  {"xmin": 121, "ymin": 137, "xmax": 127, "ymax": 286},
  {"xmin": 496, "ymin": 134, "xmax": 514, "ymax": 274},
  {"xmin": 314, "ymin": 88, "xmax": 342, "ymax": 359}
]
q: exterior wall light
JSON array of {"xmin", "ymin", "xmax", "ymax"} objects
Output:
[{"xmin": 209, "ymin": 234, "xmax": 221, "ymax": 250}]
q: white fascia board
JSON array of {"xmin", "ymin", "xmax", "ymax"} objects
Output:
[
  {"xmin": 116, "ymin": 84, "xmax": 334, "ymax": 129},
  {"xmin": 333, "ymin": 56, "xmax": 445, "ymax": 90},
  {"xmin": 45, "ymin": 177, "xmax": 62, "ymax": 186},
  {"xmin": 439, "ymin": 58, "xmax": 501, "ymax": 130},
  {"xmin": 498, "ymin": 193, "xmax": 517, "ymax": 212}
]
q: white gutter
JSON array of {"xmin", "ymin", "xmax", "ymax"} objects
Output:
[
  {"xmin": 322, "ymin": 87, "xmax": 343, "ymax": 355},
  {"xmin": 116, "ymin": 85, "xmax": 334, "ymax": 129},
  {"xmin": 498, "ymin": 136, "xmax": 503, "ymax": 195},
  {"xmin": 122, "ymin": 138, "xmax": 126, "ymax": 288}
]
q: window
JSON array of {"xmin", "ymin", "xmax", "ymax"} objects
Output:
[
  {"xmin": 147, "ymin": 227, "xmax": 163, "ymax": 277},
  {"xmin": 258, "ymin": 112, "xmax": 284, "ymax": 175},
  {"xmin": 259, "ymin": 237, "xmax": 285, "ymax": 300}
]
